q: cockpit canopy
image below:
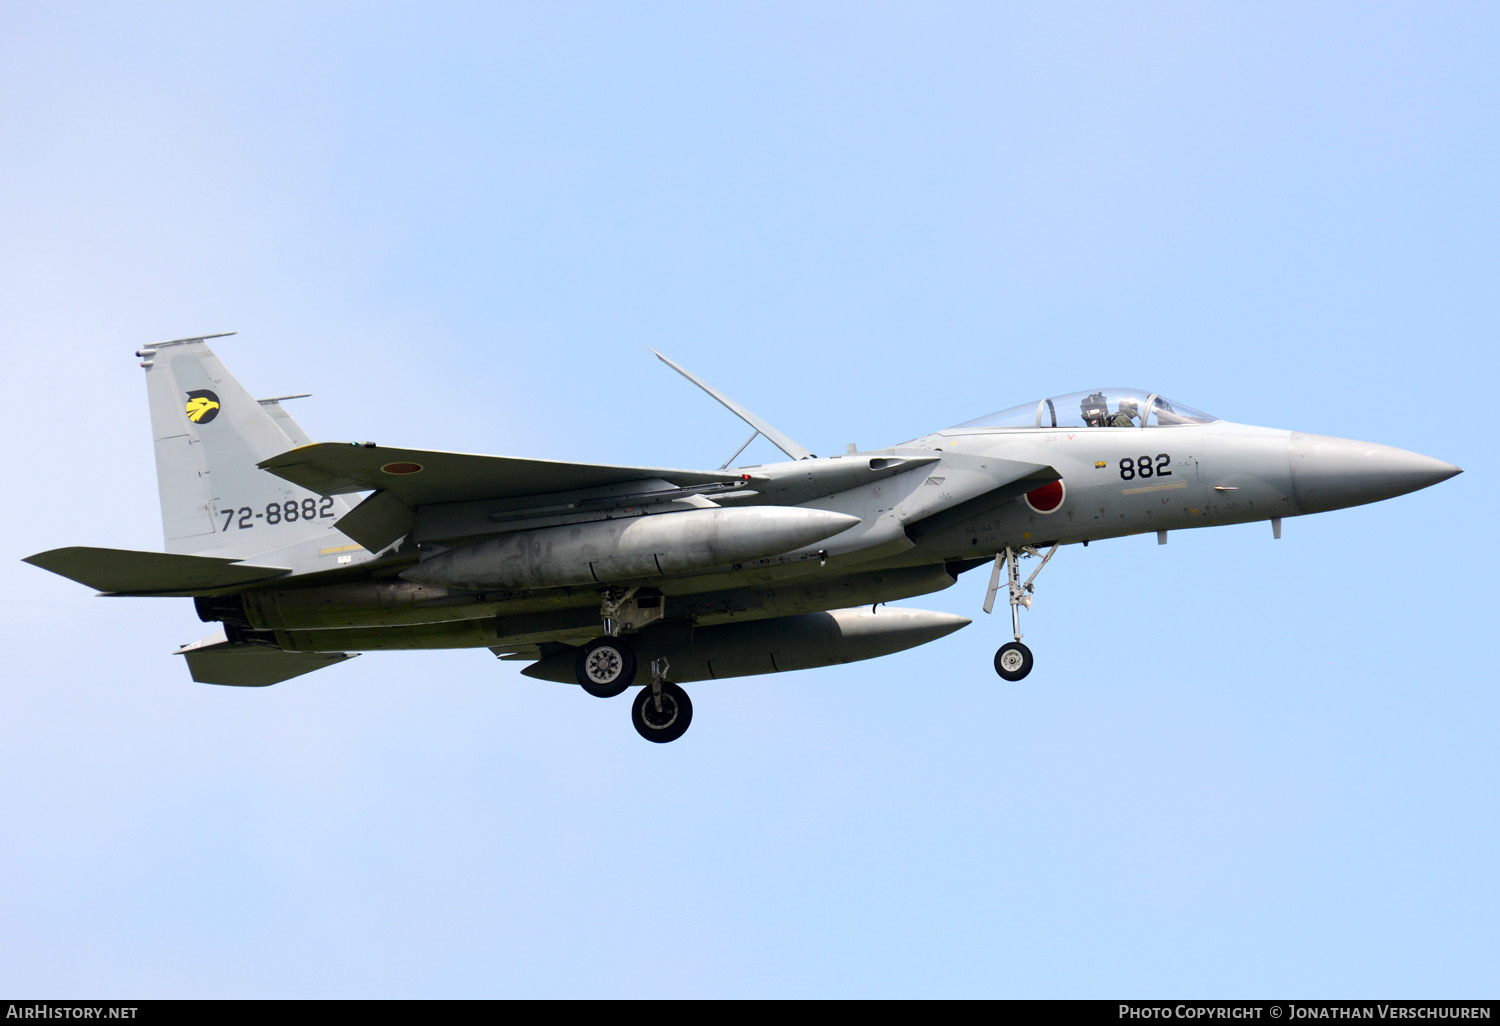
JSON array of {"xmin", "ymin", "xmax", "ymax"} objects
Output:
[{"xmin": 952, "ymin": 389, "xmax": 1217, "ymax": 430}]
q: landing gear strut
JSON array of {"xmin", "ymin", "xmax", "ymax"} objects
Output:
[
  {"xmin": 984, "ymin": 543, "xmax": 1058, "ymax": 682},
  {"xmin": 574, "ymin": 587, "xmax": 667, "ymax": 697},
  {"xmin": 631, "ymin": 658, "xmax": 693, "ymax": 743},
  {"xmin": 575, "ymin": 590, "xmax": 695, "ymax": 740}
]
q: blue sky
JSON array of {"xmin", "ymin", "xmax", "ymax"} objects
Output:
[{"xmin": 2, "ymin": 2, "xmax": 1495, "ymax": 998}]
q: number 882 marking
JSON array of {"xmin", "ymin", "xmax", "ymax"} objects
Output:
[{"xmin": 1120, "ymin": 454, "xmax": 1172, "ymax": 482}]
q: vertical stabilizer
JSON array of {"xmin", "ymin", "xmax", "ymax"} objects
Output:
[{"xmin": 137, "ymin": 336, "xmax": 363, "ymax": 567}]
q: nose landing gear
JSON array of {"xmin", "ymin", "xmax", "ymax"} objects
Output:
[
  {"xmin": 994, "ymin": 641, "xmax": 1033, "ymax": 682},
  {"xmin": 984, "ymin": 543, "xmax": 1058, "ymax": 682}
]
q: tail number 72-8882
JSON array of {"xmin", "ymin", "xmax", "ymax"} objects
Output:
[{"xmin": 220, "ymin": 498, "xmax": 337, "ymax": 530}]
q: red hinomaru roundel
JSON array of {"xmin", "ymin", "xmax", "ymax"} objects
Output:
[{"xmin": 1024, "ymin": 479, "xmax": 1065, "ymax": 513}]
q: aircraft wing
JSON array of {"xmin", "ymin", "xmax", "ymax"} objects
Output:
[{"xmin": 258, "ymin": 444, "xmax": 752, "ymax": 506}]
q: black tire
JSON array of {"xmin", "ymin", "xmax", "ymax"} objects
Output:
[
  {"xmin": 994, "ymin": 641, "xmax": 1034, "ymax": 682},
  {"xmin": 631, "ymin": 681, "xmax": 693, "ymax": 743},
  {"xmin": 575, "ymin": 638, "xmax": 636, "ymax": 697}
]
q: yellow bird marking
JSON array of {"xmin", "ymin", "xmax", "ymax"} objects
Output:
[{"xmin": 185, "ymin": 397, "xmax": 220, "ymax": 422}]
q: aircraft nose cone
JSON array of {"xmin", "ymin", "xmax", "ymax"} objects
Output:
[{"xmin": 1288, "ymin": 432, "xmax": 1462, "ymax": 515}]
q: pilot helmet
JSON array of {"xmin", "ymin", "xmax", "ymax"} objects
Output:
[
  {"xmin": 1117, "ymin": 398, "xmax": 1139, "ymax": 418},
  {"xmin": 1080, "ymin": 392, "xmax": 1109, "ymax": 426}
]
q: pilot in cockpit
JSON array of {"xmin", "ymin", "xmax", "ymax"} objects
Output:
[
  {"xmin": 1110, "ymin": 399, "xmax": 1139, "ymax": 427},
  {"xmin": 1080, "ymin": 393, "xmax": 1110, "ymax": 427}
]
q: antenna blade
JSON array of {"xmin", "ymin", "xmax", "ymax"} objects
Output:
[{"xmin": 648, "ymin": 348, "xmax": 814, "ymax": 461}]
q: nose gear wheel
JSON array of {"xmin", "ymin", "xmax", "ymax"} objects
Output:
[{"xmin": 994, "ymin": 641, "xmax": 1033, "ymax": 682}]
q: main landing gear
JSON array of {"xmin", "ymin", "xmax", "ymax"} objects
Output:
[
  {"xmin": 984, "ymin": 543, "xmax": 1058, "ymax": 683},
  {"xmin": 632, "ymin": 660, "xmax": 693, "ymax": 744},
  {"xmin": 575, "ymin": 637, "xmax": 635, "ymax": 698},
  {"xmin": 573, "ymin": 587, "xmax": 694, "ymax": 742},
  {"xmin": 573, "ymin": 586, "xmax": 663, "ymax": 696}
]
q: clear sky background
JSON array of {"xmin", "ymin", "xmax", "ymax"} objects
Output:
[{"xmin": 2, "ymin": 2, "xmax": 1495, "ymax": 999}]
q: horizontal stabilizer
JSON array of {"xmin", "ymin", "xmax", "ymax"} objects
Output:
[
  {"xmin": 176, "ymin": 632, "xmax": 357, "ymax": 687},
  {"xmin": 259, "ymin": 444, "xmax": 751, "ymax": 507},
  {"xmin": 23, "ymin": 546, "xmax": 291, "ymax": 595}
]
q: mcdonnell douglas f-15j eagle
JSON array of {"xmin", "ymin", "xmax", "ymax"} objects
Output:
[{"xmin": 25, "ymin": 335, "xmax": 1461, "ymax": 742}]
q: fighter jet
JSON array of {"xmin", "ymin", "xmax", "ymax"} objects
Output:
[{"xmin": 24, "ymin": 335, "xmax": 1461, "ymax": 742}]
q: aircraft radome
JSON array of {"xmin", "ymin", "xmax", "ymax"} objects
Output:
[{"xmin": 24, "ymin": 335, "xmax": 1462, "ymax": 742}]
